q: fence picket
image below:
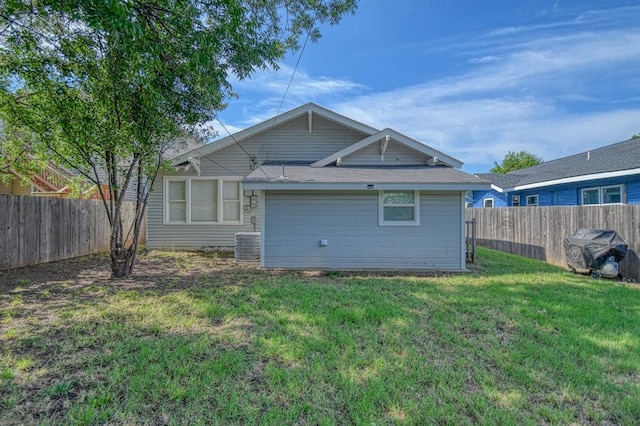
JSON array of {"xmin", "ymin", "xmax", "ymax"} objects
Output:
[
  {"xmin": 467, "ymin": 205, "xmax": 640, "ymax": 281},
  {"xmin": 0, "ymin": 194, "xmax": 145, "ymax": 270}
]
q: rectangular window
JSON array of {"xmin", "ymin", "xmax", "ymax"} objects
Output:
[
  {"xmin": 379, "ymin": 190, "xmax": 420, "ymax": 226},
  {"xmin": 581, "ymin": 185, "xmax": 624, "ymax": 205},
  {"xmin": 483, "ymin": 198, "xmax": 494, "ymax": 208},
  {"xmin": 582, "ymin": 188, "xmax": 600, "ymax": 205},
  {"xmin": 164, "ymin": 177, "xmax": 242, "ymax": 224},
  {"xmin": 222, "ymin": 181, "xmax": 241, "ymax": 221},
  {"xmin": 602, "ymin": 185, "xmax": 622, "ymax": 204},
  {"xmin": 167, "ymin": 181, "xmax": 187, "ymax": 222},
  {"xmin": 526, "ymin": 194, "xmax": 539, "ymax": 206},
  {"xmin": 191, "ymin": 180, "xmax": 217, "ymax": 222}
]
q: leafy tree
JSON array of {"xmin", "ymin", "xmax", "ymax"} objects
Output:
[
  {"xmin": 490, "ymin": 150, "xmax": 543, "ymax": 174},
  {"xmin": 0, "ymin": 0, "xmax": 357, "ymax": 277},
  {"xmin": 0, "ymin": 119, "xmax": 53, "ymax": 186}
]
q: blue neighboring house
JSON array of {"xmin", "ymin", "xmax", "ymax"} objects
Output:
[{"xmin": 472, "ymin": 137, "xmax": 640, "ymax": 207}]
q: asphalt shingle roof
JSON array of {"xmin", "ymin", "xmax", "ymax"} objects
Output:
[
  {"xmin": 479, "ymin": 138, "xmax": 640, "ymax": 188},
  {"xmin": 475, "ymin": 173, "xmax": 526, "ymax": 188},
  {"xmin": 245, "ymin": 165, "xmax": 488, "ymax": 185}
]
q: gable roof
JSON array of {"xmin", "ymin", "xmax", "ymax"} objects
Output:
[
  {"xmin": 171, "ymin": 103, "xmax": 379, "ymax": 165},
  {"xmin": 475, "ymin": 173, "xmax": 527, "ymax": 190},
  {"xmin": 478, "ymin": 138, "xmax": 640, "ymax": 191},
  {"xmin": 311, "ymin": 128, "xmax": 463, "ymax": 168}
]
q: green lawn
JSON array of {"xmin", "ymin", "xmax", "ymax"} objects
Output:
[{"xmin": 1, "ymin": 247, "xmax": 639, "ymax": 425}]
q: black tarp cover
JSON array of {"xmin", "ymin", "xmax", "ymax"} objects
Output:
[{"xmin": 563, "ymin": 229, "xmax": 628, "ymax": 270}]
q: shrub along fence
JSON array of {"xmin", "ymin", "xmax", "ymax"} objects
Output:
[
  {"xmin": 466, "ymin": 205, "xmax": 640, "ymax": 281},
  {"xmin": 0, "ymin": 194, "xmax": 145, "ymax": 270}
]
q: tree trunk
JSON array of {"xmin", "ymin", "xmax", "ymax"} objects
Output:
[{"xmin": 110, "ymin": 244, "xmax": 135, "ymax": 278}]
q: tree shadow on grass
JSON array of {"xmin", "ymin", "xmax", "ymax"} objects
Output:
[{"xmin": 1, "ymin": 249, "xmax": 639, "ymax": 424}]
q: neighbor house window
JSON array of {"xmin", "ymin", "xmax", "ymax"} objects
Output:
[
  {"xmin": 581, "ymin": 185, "xmax": 623, "ymax": 206},
  {"xmin": 602, "ymin": 185, "xmax": 622, "ymax": 204},
  {"xmin": 164, "ymin": 176, "xmax": 242, "ymax": 224},
  {"xmin": 379, "ymin": 190, "xmax": 420, "ymax": 226},
  {"xmin": 483, "ymin": 198, "xmax": 494, "ymax": 208},
  {"xmin": 526, "ymin": 194, "xmax": 539, "ymax": 206}
]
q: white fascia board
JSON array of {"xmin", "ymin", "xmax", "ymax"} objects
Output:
[
  {"xmin": 171, "ymin": 103, "xmax": 379, "ymax": 165},
  {"xmin": 509, "ymin": 167, "xmax": 640, "ymax": 191},
  {"xmin": 491, "ymin": 184, "xmax": 504, "ymax": 193},
  {"xmin": 312, "ymin": 128, "xmax": 463, "ymax": 168},
  {"xmin": 242, "ymin": 182, "xmax": 491, "ymax": 191}
]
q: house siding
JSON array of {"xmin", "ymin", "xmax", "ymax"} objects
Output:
[
  {"xmin": 263, "ymin": 190, "xmax": 463, "ymax": 270},
  {"xmin": 627, "ymin": 181, "xmax": 640, "ymax": 204},
  {"xmin": 341, "ymin": 140, "xmax": 428, "ymax": 166},
  {"xmin": 508, "ymin": 175, "xmax": 640, "ymax": 206},
  {"xmin": 147, "ymin": 114, "xmax": 370, "ymax": 249},
  {"xmin": 473, "ymin": 189, "xmax": 507, "ymax": 208},
  {"xmin": 0, "ymin": 178, "xmax": 13, "ymax": 195},
  {"xmin": 473, "ymin": 175, "xmax": 640, "ymax": 207},
  {"xmin": 232, "ymin": 114, "xmax": 370, "ymax": 164}
]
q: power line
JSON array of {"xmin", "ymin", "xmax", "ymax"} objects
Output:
[
  {"xmin": 257, "ymin": 30, "xmax": 311, "ymax": 158},
  {"xmin": 182, "ymin": 30, "xmax": 313, "ymax": 180}
]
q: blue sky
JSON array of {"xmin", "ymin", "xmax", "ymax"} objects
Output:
[{"xmin": 216, "ymin": 0, "xmax": 640, "ymax": 173}]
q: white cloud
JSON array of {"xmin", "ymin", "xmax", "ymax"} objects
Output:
[
  {"xmin": 468, "ymin": 56, "xmax": 499, "ymax": 64},
  {"xmin": 329, "ymin": 26, "xmax": 640, "ymax": 172},
  {"xmin": 232, "ymin": 64, "xmax": 366, "ymax": 98},
  {"xmin": 219, "ymin": 5, "xmax": 640, "ymax": 173}
]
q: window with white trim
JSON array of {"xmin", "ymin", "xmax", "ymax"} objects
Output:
[
  {"xmin": 379, "ymin": 190, "xmax": 420, "ymax": 226},
  {"xmin": 483, "ymin": 198, "xmax": 494, "ymax": 208},
  {"xmin": 164, "ymin": 177, "xmax": 242, "ymax": 224},
  {"xmin": 581, "ymin": 185, "xmax": 623, "ymax": 205},
  {"xmin": 526, "ymin": 194, "xmax": 539, "ymax": 206},
  {"xmin": 602, "ymin": 185, "xmax": 622, "ymax": 204}
]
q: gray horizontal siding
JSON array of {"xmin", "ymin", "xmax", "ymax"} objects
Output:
[
  {"xmin": 146, "ymin": 179, "xmax": 261, "ymax": 250},
  {"xmin": 342, "ymin": 140, "xmax": 428, "ymax": 166},
  {"xmin": 195, "ymin": 114, "xmax": 369, "ymax": 169},
  {"xmin": 263, "ymin": 190, "xmax": 463, "ymax": 270},
  {"xmin": 147, "ymin": 113, "xmax": 372, "ymax": 248}
]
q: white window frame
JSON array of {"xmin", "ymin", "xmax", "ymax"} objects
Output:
[
  {"xmin": 581, "ymin": 184, "xmax": 624, "ymax": 206},
  {"xmin": 601, "ymin": 185, "xmax": 623, "ymax": 205},
  {"xmin": 483, "ymin": 198, "xmax": 494, "ymax": 208},
  {"xmin": 164, "ymin": 176, "xmax": 243, "ymax": 225},
  {"xmin": 526, "ymin": 194, "xmax": 539, "ymax": 206},
  {"xmin": 378, "ymin": 190, "xmax": 420, "ymax": 226}
]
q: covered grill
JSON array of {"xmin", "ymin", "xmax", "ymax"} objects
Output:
[{"xmin": 563, "ymin": 229, "xmax": 628, "ymax": 278}]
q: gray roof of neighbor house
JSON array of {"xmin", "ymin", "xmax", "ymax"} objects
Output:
[
  {"xmin": 477, "ymin": 138, "xmax": 640, "ymax": 190},
  {"xmin": 475, "ymin": 173, "xmax": 525, "ymax": 189},
  {"xmin": 243, "ymin": 163, "xmax": 490, "ymax": 190}
]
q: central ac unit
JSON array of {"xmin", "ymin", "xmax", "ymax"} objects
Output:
[{"xmin": 235, "ymin": 232, "xmax": 261, "ymax": 263}]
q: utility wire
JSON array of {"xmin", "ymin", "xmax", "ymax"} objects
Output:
[
  {"xmin": 257, "ymin": 30, "xmax": 311, "ymax": 159},
  {"xmin": 183, "ymin": 29, "xmax": 312, "ymax": 179}
]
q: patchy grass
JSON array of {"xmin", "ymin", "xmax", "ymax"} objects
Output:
[{"xmin": 0, "ymin": 248, "xmax": 638, "ymax": 425}]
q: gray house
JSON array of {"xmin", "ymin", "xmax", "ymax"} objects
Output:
[{"xmin": 147, "ymin": 103, "xmax": 489, "ymax": 271}]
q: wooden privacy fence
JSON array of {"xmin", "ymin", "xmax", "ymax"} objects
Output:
[
  {"xmin": 466, "ymin": 205, "xmax": 640, "ymax": 281},
  {"xmin": 0, "ymin": 194, "xmax": 146, "ymax": 270}
]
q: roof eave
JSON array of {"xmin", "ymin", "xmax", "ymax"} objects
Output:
[
  {"xmin": 242, "ymin": 181, "xmax": 491, "ymax": 191},
  {"xmin": 510, "ymin": 167, "xmax": 640, "ymax": 191},
  {"xmin": 311, "ymin": 128, "xmax": 463, "ymax": 169}
]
